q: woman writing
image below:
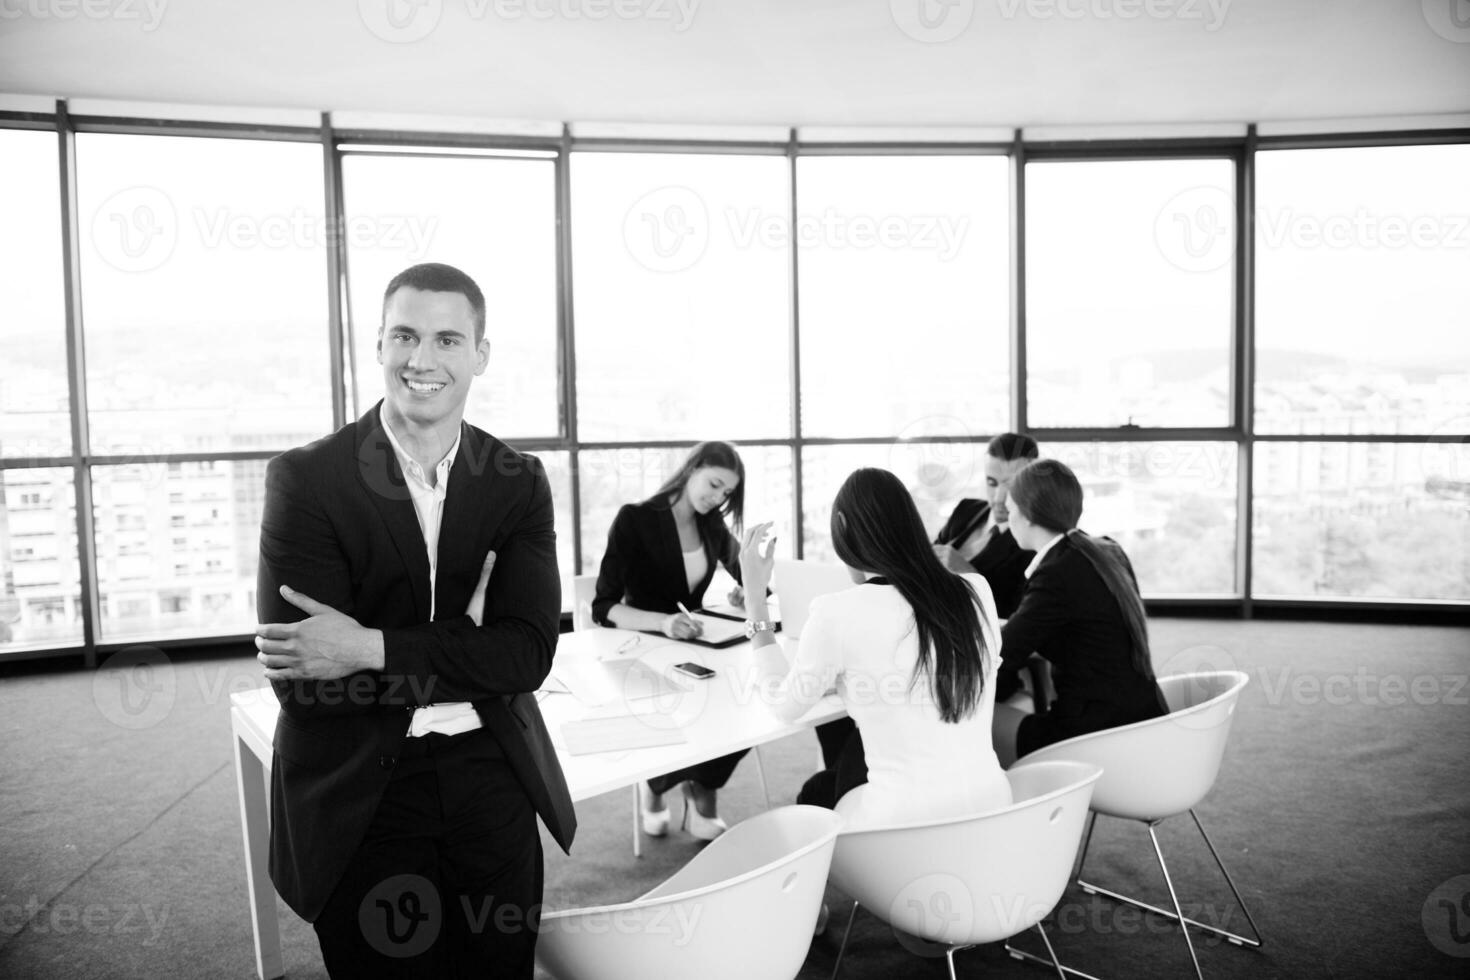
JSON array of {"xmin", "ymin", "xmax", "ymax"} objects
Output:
[
  {"xmin": 993, "ymin": 459, "xmax": 1168, "ymax": 765},
  {"xmin": 591, "ymin": 441, "xmax": 748, "ymax": 840},
  {"xmin": 739, "ymin": 467, "xmax": 1011, "ymax": 828}
]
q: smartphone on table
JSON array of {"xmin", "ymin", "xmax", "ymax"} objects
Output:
[{"xmin": 672, "ymin": 662, "xmax": 716, "ymax": 680}]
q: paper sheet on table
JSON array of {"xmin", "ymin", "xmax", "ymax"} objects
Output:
[
  {"xmin": 550, "ymin": 657, "xmax": 687, "ymax": 707},
  {"xmin": 560, "ymin": 715, "xmax": 688, "ymax": 755},
  {"xmin": 700, "ymin": 602, "xmax": 783, "ymax": 623}
]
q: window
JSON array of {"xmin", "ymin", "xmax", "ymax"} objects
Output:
[
  {"xmin": 341, "ymin": 150, "xmax": 560, "ymax": 437},
  {"xmin": 76, "ymin": 133, "xmax": 333, "ymax": 455},
  {"xmin": 1046, "ymin": 442, "xmax": 1239, "ymax": 597},
  {"xmin": 1255, "ymin": 144, "xmax": 1470, "ymax": 436},
  {"xmin": 1253, "ymin": 441, "xmax": 1470, "ymax": 601},
  {"xmin": 92, "ymin": 462, "xmax": 259, "ymax": 642},
  {"xmin": 1026, "ymin": 159, "xmax": 1235, "ymax": 428},
  {"xmin": 571, "ymin": 152, "xmax": 791, "ymax": 442},
  {"xmin": 0, "ymin": 129, "xmax": 70, "ymax": 460},
  {"xmin": 0, "ymin": 468, "xmax": 81, "ymax": 652},
  {"xmin": 798, "ymin": 155, "xmax": 1010, "ymax": 439},
  {"xmin": 801, "ymin": 442, "xmax": 988, "ymax": 560}
]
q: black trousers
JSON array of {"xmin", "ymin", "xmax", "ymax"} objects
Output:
[
  {"xmin": 798, "ymin": 722, "xmax": 869, "ymax": 810},
  {"xmin": 646, "ymin": 748, "xmax": 750, "ymax": 795},
  {"xmin": 312, "ymin": 726, "xmax": 542, "ymax": 980}
]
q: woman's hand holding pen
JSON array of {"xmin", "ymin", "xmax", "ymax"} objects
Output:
[{"xmin": 662, "ymin": 604, "xmax": 703, "ymax": 641}]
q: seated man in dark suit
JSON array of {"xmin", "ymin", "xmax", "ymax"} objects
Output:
[
  {"xmin": 254, "ymin": 262, "xmax": 575, "ymax": 978},
  {"xmin": 932, "ymin": 432, "xmax": 1040, "ymax": 618}
]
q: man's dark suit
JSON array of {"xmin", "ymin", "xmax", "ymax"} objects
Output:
[
  {"xmin": 999, "ymin": 534, "xmax": 1167, "ymax": 757},
  {"xmin": 934, "ymin": 498, "xmax": 1032, "ymax": 618},
  {"xmin": 257, "ymin": 404, "xmax": 576, "ymax": 933}
]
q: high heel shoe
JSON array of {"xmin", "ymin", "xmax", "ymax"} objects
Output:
[
  {"xmin": 679, "ymin": 782, "xmax": 728, "ymax": 841},
  {"xmin": 640, "ymin": 783, "xmax": 670, "ymax": 837}
]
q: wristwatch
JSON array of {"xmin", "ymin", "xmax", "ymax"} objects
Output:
[{"xmin": 744, "ymin": 619, "xmax": 777, "ymax": 639}]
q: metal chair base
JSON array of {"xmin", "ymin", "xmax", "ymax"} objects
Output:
[
  {"xmin": 1072, "ymin": 808, "xmax": 1263, "ymax": 980},
  {"xmin": 833, "ymin": 900, "xmax": 1066, "ymax": 980}
]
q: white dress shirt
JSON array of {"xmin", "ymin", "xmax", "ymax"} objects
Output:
[
  {"xmin": 1023, "ymin": 532, "xmax": 1065, "ymax": 579},
  {"xmin": 380, "ymin": 408, "xmax": 482, "ymax": 738}
]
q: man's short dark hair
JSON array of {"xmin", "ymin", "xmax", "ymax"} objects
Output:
[
  {"xmin": 987, "ymin": 432, "xmax": 1040, "ymax": 462},
  {"xmin": 381, "ymin": 263, "xmax": 487, "ymax": 344}
]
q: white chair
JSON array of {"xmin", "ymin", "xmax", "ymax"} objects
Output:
[
  {"xmin": 826, "ymin": 760, "xmax": 1103, "ymax": 980},
  {"xmin": 536, "ymin": 805, "xmax": 842, "ymax": 980},
  {"xmin": 1014, "ymin": 670, "xmax": 1262, "ymax": 980},
  {"xmin": 569, "ymin": 572, "xmax": 772, "ymax": 856}
]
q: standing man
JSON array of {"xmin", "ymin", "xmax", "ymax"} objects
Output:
[
  {"xmin": 932, "ymin": 432, "xmax": 1040, "ymax": 618},
  {"xmin": 254, "ymin": 262, "xmax": 574, "ymax": 977}
]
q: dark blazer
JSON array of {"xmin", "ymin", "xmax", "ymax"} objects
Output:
[
  {"xmin": 935, "ymin": 498, "xmax": 1032, "ymax": 618},
  {"xmin": 999, "ymin": 535, "xmax": 1167, "ymax": 750},
  {"xmin": 591, "ymin": 500, "xmax": 740, "ymax": 626},
  {"xmin": 257, "ymin": 404, "xmax": 576, "ymax": 922}
]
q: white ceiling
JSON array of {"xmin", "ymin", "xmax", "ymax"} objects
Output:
[{"xmin": 1, "ymin": 0, "xmax": 1467, "ymax": 131}]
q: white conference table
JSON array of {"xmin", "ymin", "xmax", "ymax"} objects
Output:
[{"xmin": 230, "ymin": 627, "xmax": 845, "ymax": 980}]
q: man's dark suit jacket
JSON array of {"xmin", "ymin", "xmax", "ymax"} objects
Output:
[
  {"xmin": 934, "ymin": 498, "xmax": 1031, "ymax": 619},
  {"xmin": 589, "ymin": 500, "xmax": 741, "ymax": 627},
  {"xmin": 257, "ymin": 404, "xmax": 576, "ymax": 922},
  {"xmin": 999, "ymin": 534, "xmax": 1167, "ymax": 752}
]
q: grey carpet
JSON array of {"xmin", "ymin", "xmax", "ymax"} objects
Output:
[{"xmin": 1, "ymin": 618, "xmax": 1466, "ymax": 978}]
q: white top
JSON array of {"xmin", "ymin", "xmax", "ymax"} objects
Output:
[
  {"xmin": 379, "ymin": 408, "xmax": 481, "ymax": 738},
  {"xmin": 770, "ymin": 572, "xmax": 1011, "ymax": 829},
  {"xmin": 1024, "ymin": 532, "xmax": 1065, "ymax": 579},
  {"xmin": 682, "ymin": 545, "xmax": 708, "ymax": 593}
]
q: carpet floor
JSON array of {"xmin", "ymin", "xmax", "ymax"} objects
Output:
[{"xmin": 0, "ymin": 618, "xmax": 1466, "ymax": 978}]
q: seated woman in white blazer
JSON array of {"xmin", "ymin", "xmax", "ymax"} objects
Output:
[{"xmin": 739, "ymin": 467, "xmax": 1011, "ymax": 829}]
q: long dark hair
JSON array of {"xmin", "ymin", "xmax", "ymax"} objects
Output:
[
  {"xmin": 647, "ymin": 441, "xmax": 746, "ymax": 556},
  {"xmin": 830, "ymin": 468, "xmax": 990, "ymax": 723},
  {"xmin": 1008, "ymin": 459, "xmax": 1155, "ymax": 681}
]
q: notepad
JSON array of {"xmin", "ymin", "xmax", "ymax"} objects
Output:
[
  {"xmin": 560, "ymin": 715, "xmax": 689, "ymax": 755},
  {"xmin": 681, "ymin": 612, "xmax": 749, "ymax": 647}
]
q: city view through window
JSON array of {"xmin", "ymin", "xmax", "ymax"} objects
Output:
[{"xmin": 0, "ymin": 128, "xmax": 1466, "ymax": 655}]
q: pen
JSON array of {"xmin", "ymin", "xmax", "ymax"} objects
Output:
[{"xmin": 676, "ymin": 602, "xmax": 701, "ymax": 634}]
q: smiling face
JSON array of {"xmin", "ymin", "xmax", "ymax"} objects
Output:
[
  {"xmin": 682, "ymin": 466, "xmax": 740, "ymax": 516},
  {"xmin": 377, "ymin": 286, "xmax": 489, "ymax": 433}
]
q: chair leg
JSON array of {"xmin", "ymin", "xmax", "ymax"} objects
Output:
[
  {"xmin": 1189, "ymin": 809, "xmax": 1265, "ymax": 948},
  {"xmin": 1148, "ymin": 822, "xmax": 1206, "ymax": 980},
  {"xmin": 1077, "ymin": 812, "xmax": 1262, "ymax": 948},
  {"xmin": 829, "ymin": 901, "xmax": 859, "ymax": 980},
  {"xmin": 1005, "ymin": 922, "xmax": 1106, "ymax": 980},
  {"xmin": 1073, "ymin": 811, "xmax": 1098, "ymax": 884},
  {"xmin": 752, "ymin": 745, "xmax": 773, "ymax": 809},
  {"xmin": 945, "ymin": 945, "xmax": 960, "ymax": 980},
  {"xmin": 631, "ymin": 785, "xmax": 641, "ymax": 859}
]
